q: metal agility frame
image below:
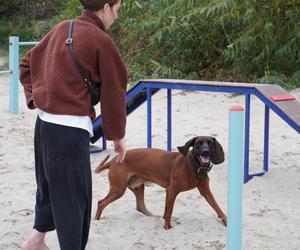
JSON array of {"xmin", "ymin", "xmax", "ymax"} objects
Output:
[{"xmin": 92, "ymin": 79, "xmax": 300, "ymax": 183}]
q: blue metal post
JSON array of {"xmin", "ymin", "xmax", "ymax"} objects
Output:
[
  {"xmin": 147, "ymin": 85, "xmax": 152, "ymax": 148},
  {"xmin": 102, "ymin": 136, "xmax": 107, "ymax": 150},
  {"xmin": 9, "ymin": 36, "xmax": 19, "ymax": 114},
  {"xmin": 227, "ymin": 105, "xmax": 244, "ymax": 250},
  {"xmin": 244, "ymin": 94, "xmax": 251, "ymax": 183},
  {"xmin": 263, "ymin": 105, "xmax": 270, "ymax": 172},
  {"xmin": 167, "ymin": 89, "xmax": 172, "ymax": 151}
]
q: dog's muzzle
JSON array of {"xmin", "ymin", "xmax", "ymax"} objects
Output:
[
  {"xmin": 196, "ymin": 154, "xmax": 213, "ymax": 174},
  {"xmin": 187, "ymin": 150, "xmax": 213, "ymax": 175},
  {"xmin": 197, "ymin": 162, "xmax": 213, "ymax": 174}
]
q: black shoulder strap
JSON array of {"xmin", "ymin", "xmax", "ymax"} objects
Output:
[{"xmin": 66, "ymin": 20, "xmax": 93, "ymax": 87}]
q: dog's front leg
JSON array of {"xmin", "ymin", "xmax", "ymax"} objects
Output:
[
  {"xmin": 197, "ymin": 185, "xmax": 227, "ymax": 226},
  {"xmin": 163, "ymin": 187, "xmax": 179, "ymax": 230}
]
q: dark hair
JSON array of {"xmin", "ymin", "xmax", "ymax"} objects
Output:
[{"xmin": 79, "ymin": 0, "xmax": 122, "ymax": 11}]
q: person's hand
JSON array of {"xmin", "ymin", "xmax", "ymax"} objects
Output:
[{"xmin": 113, "ymin": 138, "xmax": 126, "ymax": 163}]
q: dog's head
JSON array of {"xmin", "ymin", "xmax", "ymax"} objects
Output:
[{"xmin": 177, "ymin": 136, "xmax": 225, "ymax": 167}]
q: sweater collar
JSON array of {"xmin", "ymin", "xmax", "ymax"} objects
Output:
[{"xmin": 78, "ymin": 9, "xmax": 106, "ymax": 32}]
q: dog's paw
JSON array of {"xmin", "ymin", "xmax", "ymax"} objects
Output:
[
  {"xmin": 163, "ymin": 222, "xmax": 173, "ymax": 230},
  {"xmin": 95, "ymin": 212, "xmax": 101, "ymax": 220},
  {"xmin": 221, "ymin": 217, "xmax": 227, "ymax": 227},
  {"xmin": 217, "ymin": 214, "xmax": 227, "ymax": 226}
]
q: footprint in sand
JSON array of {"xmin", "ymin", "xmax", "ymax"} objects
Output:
[
  {"xmin": 10, "ymin": 208, "xmax": 33, "ymax": 217},
  {"xmin": 0, "ymin": 201, "xmax": 12, "ymax": 208},
  {"xmin": 0, "ymin": 231, "xmax": 21, "ymax": 249},
  {"xmin": 209, "ymin": 240, "xmax": 226, "ymax": 250}
]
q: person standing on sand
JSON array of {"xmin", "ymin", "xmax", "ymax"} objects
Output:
[{"xmin": 20, "ymin": 0, "xmax": 127, "ymax": 249}]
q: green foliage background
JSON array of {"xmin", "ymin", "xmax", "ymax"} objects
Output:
[{"xmin": 1, "ymin": 0, "xmax": 299, "ymax": 89}]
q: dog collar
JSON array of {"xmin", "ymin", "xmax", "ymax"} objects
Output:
[{"xmin": 187, "ymin": 151, "xmax": 213, "ymax": 174}]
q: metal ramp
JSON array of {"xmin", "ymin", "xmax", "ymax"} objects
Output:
[
  {"xmin": 90, "ymin": 82, "xmax": 159, "ymax": 144},
  {"xmin": 90, "ymin": 79, "xmax": 300, "ymax": 183}
]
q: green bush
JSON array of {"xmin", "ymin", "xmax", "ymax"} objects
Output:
[
  {"xmin": 1, "ymin": 0, "xmax": 299, "ymax": 89},
  {"xmin": 110, "ymin": 0, "xmax": 300, "ymax": 87},
  {"xmin": 0, "ymin": 0, "xmax": 68, "ymax": 47}
]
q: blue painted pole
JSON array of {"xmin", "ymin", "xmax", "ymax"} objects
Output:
[
  {"xmin": 102, "ymin": 136, "xmax": 107, "ymax": 150},
  {"xmin": 9, "ymin": 36, "xmax": 20, "ymax": 114},
  {"xmin": 263, "ymin": 105, "xmax": 269, "ymax": 172},
  {"xmin": 227, "ymin": 105, "xmax": 245, "ymax": 250},
  {"xmin": 167, "ymin": 89, "xmax": 172, "ymax": 151},
  {"xmin": 244, "ymin": 94, "xmax": 250, "ymax": 183},
  {"xmin": 147, "ymin": 85, "xmax": 152, "ymax": 148}
]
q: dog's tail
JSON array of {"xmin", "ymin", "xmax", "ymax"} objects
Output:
[{"xmin": 94, "ymin": 155, "xmax": 110, "ymax": 174}]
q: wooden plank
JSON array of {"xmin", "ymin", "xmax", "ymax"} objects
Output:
[
  {"xmin": 255, "ymin": 85, "xmax": 300, "ymax": 127},
  {"xmin": 144, "ymin": 79, "xmax": 267, "ymax": 88}
]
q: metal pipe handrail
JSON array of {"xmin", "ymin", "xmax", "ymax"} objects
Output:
[{"xmin": 19, "ymin": 42, "xmax": 39, "ymax": 46}]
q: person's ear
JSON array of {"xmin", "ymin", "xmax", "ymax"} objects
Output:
[{"xmin": 103, "ymin": 3, "xmax": 111, "ymax": 14}]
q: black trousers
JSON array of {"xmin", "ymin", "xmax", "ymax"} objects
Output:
[{"xmin": 33, "ymin": 116, "xmax": 92, "ymax": 250}]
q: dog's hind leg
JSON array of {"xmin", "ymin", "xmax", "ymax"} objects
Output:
[
  {"xmin": 95, "ymin": 173, "xmax": 127, "ymax": 220},
  {"xmin": 129, "ymin": 185, "xmax": 154, "ymax": 217},
  {"xmin": 95, "ymin": 187, "xmax": 125, "ymax": 220},
  {"xmin": 95, "ymin": 168, "xmax": 128, "ymax": 220}
]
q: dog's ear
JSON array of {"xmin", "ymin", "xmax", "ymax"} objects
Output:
[
  {"xmin": 177, "ymin": 137, "xmax": 197, "ymax": 156},
  {"xmin": 211, "ymin": 137, "xmax": 225, "ymax": 165}
]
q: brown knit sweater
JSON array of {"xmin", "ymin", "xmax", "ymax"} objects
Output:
[{"xmin": 19, "ymin": 10, "xmax": 128, "ymax": 140}]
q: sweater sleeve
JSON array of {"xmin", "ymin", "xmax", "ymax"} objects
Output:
[
  {"xmin": 97, "ymin": 37, "xmax": 128, "ymax": 140},
  {"xmin": 19, "ymin": 50, "xmax": 36, "ymax": 109}
]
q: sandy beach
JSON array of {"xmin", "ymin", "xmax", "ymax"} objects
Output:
[{"xmin": 0, "ymin": 73, "xmax": 300, "ymax": 249}]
